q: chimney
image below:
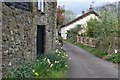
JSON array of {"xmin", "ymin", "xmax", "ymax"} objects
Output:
[
  {"xmin": 89, "ymin": 4, "xmax": 93, "ymax": 12},
  {"xmin": 82, "ymin": 9, "xmax": 85, "ymax": 15}
]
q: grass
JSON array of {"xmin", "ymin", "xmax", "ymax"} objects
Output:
[
  {"xmin": 75, "ymin": 42, "xmax": 107, "ymax": 58},
  {"xmin": 49, "ymin": 70, "xmax": 67, "ymax": 78}
]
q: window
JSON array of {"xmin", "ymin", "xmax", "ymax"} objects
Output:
[
  {"xmin": 38, "ymin": 0, "xmax": 45, "ymax": 12},
  {"xmin": 4, "ymin": 2, "xmax": 31, "ymax": 11}
]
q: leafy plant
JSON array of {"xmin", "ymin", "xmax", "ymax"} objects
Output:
[
  {"xmin": 92, "ymin": 49, "xmax": 107, "ymax": 58},
  {"xmin": 4, "ymin": 51, "xmax": 68, "ymax": 78},
  {"xmin": 105, "ymin": 53, "xmax": 120, "ymax": 63},
  {"xmin": 67, "ymin": 24, "xmax": 82, "ymax": 42},
  {"xmin": 86, "ymin": 18, "xmax": 99, "ymax": 38},
  {"xmin": 94, "ymin": 9, "xmax": 118, "ymax": 54}
]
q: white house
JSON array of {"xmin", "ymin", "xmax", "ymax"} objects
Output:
[{"xmin": 61, "ymin": 5, "xmax": 99, "ymax": 39}]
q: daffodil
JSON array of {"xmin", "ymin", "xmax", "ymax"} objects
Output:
[
  {"xmin": 66, "ymin": 55, "xmax": 68, "ymax": 57},
  {"xmin": 65, "ymin": 65, "xmax": 67, "ymax": 67},
  {"xmin": 44, "ymin": 58, "xmax": 46, "ymax": 61},
  {"xmin": 56, "ymin": 61, "xmax": 59, "ymax": 63},
  {"xmin": 56, "ymin": 49, "xmax": 59, "ymax": 53},
  {"xmin": 55, "ymin": 61, "xmax": 57, "ymax": 63},
  {"xmin": 69, "ymin": 58, "xmax": 71, "ymax": 59},
  {"xmin": 57, "ymin": 61, "xmax": 59, "ymax": 63},
  {"xmin": 47, "ymin": 59, "xmax": 51, "ymax": 64},
  {"xmin": 47, "ymin": 59, "xmax": 50, "ymax": 62},
  {"xmin": 55, "ymin": 61, "xmax": 59, "ymax": 63},
  {"xmin": 35, "ymin": 72, "xmax": 39, "ymax": 76},
  {"xmin": 32, "ymin": 70, "xmax": 35, "ymax": 73},
  {"xmin": 58, "ymin": 54, "xmax": 60, "ymax": 56},
  {"xmin": 50, "ymin": 64, "xmax": 53, "ymax": 67},
  {"xmin": 61, "ymin": 47, "xmax": 63, "ymax": 49},
  {"xmin": 59, "ymin": 51, "xmax": 61, "ymax": 54}
]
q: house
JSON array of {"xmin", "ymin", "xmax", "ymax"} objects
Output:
[
  {"xmin": 1, "ymin": 1, "xmax": 57, "ymax": 76},
  {"xmin": 61, "ymin": 5, "xmax": 99, "ymax": 39}
]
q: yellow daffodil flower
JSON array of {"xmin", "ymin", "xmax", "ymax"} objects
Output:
[
  {"xmin": 58, "ymin": 54, "xmax": 60, "ymax": 56},
  {"xmin": 32, "ymin": 70, "xmax": 35, "ymax": 73},
  {"xmin": 35, "ymin": 72, "xmax": 39, "ymax": 76},
  {"xmin": 56, "ymin": 49, "xmax": 59, "ymax": 53}
]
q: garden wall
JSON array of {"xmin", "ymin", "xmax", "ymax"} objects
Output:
[{"xmin": 77, "ymin": 36, "xmax": 96, "ymax": 47}]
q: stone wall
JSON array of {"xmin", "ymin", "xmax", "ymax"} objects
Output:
[
  {"xmin": 77, "ymin": 36, "xmax": 96, "ymax": 47},
  {"xmin": 2, "ymin": 2, "xmax": 57, "ymax": 77},
  {"xmin": 44, "ymin": 2, "xmax": 57, "ymax": 53},
  {"xmin": 0, "ymin": 1, "xmax": 2, "ymax": 80},
  {"xmin": 2, "ymin": 3, "xmax": 37, "ymax": 76}
]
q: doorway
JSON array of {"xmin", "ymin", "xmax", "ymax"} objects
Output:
[{"xmin": 37, "ymin": 25, "xmax": 45, "ymax": 55}]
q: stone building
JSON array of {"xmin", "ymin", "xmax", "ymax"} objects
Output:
[{"xmin": 1, "ymin": 1, "xmax": 57, "ymax": 77}]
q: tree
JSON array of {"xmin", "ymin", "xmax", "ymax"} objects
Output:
[
  {"xmin": 86, "ymin": 18, "xmax": 99, "ymax": 38},
  {"xmin": 56, "ymin": 6, "xmax": 65, "ymax": 26},
  {"xmin": 56, "ymin": 6, "xmax": 65, "ymax": 48},
  {"xmin": 94, "ymin": 8, "xmax": 118, "ymax": 54},
  {"xmin": 63, "ymin": 10, "xmax": 76, "ymax": 25},
  {"xmin": 67, "ymin": 25, "xmax": 82, "ymax": 42}
]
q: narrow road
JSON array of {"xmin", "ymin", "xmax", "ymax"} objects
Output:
[{"xmin": 63, "ymin": 42, "xmax": 118, "ymax": 78}]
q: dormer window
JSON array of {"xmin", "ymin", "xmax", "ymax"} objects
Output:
[{"xmin": 38, "ymin": 0, "xmax": 45, "ymax": 12}]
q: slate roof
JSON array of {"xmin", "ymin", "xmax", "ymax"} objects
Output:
[{"xmin": 61, "ymin": 11, "xmax": 99, "ymax": 28}]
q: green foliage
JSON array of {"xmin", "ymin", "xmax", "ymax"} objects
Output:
[
  {"xmin": 85, "ymin": 9, "xmax": 118, "ymax": 53},
  {"xmin": 67, "ymin": 40, "xmax": 120, "ymax": 63},
  {"xmin": 48, "ymin": 70, "xmax": 67, "ymax": 78},
  {"xmin": 67, "ymin": 40, "xmax": 107, "ymax": 59},
  {"xmin": 67, "ymin": 24, "xmax": 82, "ymax": 42},
  {"xmin": 4, "ymin": 61, "xmax": 36, "ymax": 78},
  {"xmin": 63, "ymin": 10, "xmax": 76, "ymax": 25},
  {"xmin": 91, "ymin": 49, "xmax": 107, "ymax": 58},
  {"xmin": 86, "ymin": 18, "xmax": 99, "ymax": 38},
  {"xmin": 76, "ymin": 43, "xmax": 107, "ymax": 58},
  {"xmin": 105, "ymin": 53, "xmax": 120, "ymax": 63},
  {"xmin": 4, "ymin": 51, "xmax": 68, "ymax": 78},
  {"xmin": 66, "ymin": 7, "xmax": 118, "ymax": 62}
]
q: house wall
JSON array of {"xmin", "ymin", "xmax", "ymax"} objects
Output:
[
  {"xmin": 2, "ymin": 3, "xmax": 38, "ymax": 76},
  {"xmin": 0, "ymin": 2, "xmax": 2, "ymax": 80},
  {"xmin": 44, "ymin": 2, "xmax": 57, "ymax": 53},
  {"xmin": 61, "ymin": 14, "xmax": 98, "ymax": 39},
  {"xmin": 1, "ymin": 2, "xmax": 57, "ymax": 77}
]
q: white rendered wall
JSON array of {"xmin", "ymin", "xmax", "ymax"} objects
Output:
[{"xmin": 61, "ymin": 14, "xmax": 98, "ymax": 39}]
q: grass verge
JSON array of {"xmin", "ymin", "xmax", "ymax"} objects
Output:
[{"xmin": 67, "ymin": 39, "xmax": 120, "ymax": 63}]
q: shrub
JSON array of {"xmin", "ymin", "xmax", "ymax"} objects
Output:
[{"xmin": 105, "ymin": 53, "xmax": 120, "ymax": 63}]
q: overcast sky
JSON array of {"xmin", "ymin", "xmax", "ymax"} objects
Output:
[{"xmin": 58, "ymin": 0, "xmax": 120, "ymax": 14}]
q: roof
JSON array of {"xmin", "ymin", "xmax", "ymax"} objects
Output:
[{"xmin": 61, "ymin": 11, "xmax": 99, "ymax": 28}]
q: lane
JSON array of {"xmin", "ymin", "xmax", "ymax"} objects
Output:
[{"xmin": 63, "ymin": 42, "xmax": 118, "ymax": 78}]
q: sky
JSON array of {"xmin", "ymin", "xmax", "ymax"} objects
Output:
[{"xmin": 58, "ymin": 0, "xmax": 120, "ymax": 14}]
